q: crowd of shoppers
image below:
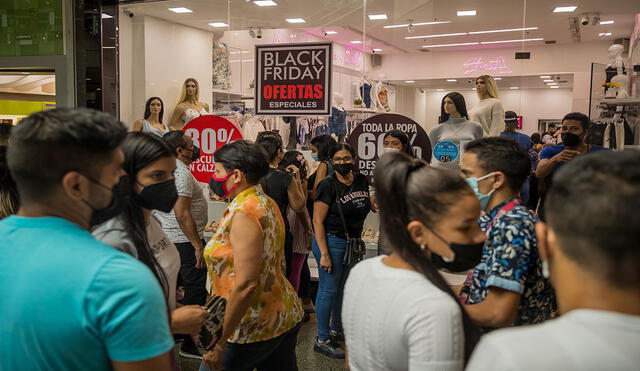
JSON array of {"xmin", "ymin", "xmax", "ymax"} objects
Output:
[{"xmin": 1, "ymin": 106, "xmax": 637, "ymax": 371}]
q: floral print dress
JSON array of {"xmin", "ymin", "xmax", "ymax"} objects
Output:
[{"xmin": 204, "ymin": 185, "xmax": 303, "ymax": 344}]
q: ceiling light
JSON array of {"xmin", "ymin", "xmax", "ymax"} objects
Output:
[
  {"xmin": 437, "ymin": 89, "xmax": 445, "ymax": 91},
  {"xmin": 550, "ymin": 86, "xmax": 560, "ymax": 88},
  {"xmin": 546, "ymin": 82, "xmax": 558, "ymax": 85},
  {"xmin": 253, "ymin": 1, "xmax": 277, "ymax": 6},
  {"xmin": 599, "ymin": 20, "xmax": 614, "ymax": 25},
  {"xmin": 553, "ymin": 6, "xmax": 577, "ymax": 13},
  {"xmin": 446, "ymin": 79, "xmax": 457, "ymax": 82},
  {"xmin": 494, "ymin": 77, "xmax": 502, "ymax": 80},
  {"xmin": 422, "ymin": 42, "xmax": 479, "ymax": 48},
  {"xmin": 457, "ymin": 10, "xmax": 476, "ymax": 16},
  {"xmin": 373, "ymin": 48, "xmax": 383, "ymax": 52},
  {"xmin": 510, "ymin": 87, "xmax": 519, "ymax": 90},
  {"xmin": 480, "ymin": 38, "xmax": 543, "ymax": 44},
  {"xmin": 286, "ymin": 18, "xmax": 306, "ymax": 23},
  {"xmin": 168, "ymin": 7, "xmax": 193, "ymax": 13},
  {"xmin": 539, "ymin": 75, "xmax": 551, "ymax": 78},
  {"xmin": 209, "ymin": 22, "xmax": 229, "ymax": 27},
  {"xmin": 543, "ymin": 79, "xmax": 554, "ymax": 82},
  {"xmin": 405, "ymin": 80, "xmax": 415, "ymax": 83},
  {"xmin": 406, "ymin": 32, "xmax": 467, "ymax": 40},
  {"xmin": 469, "ymin": 27, "xmax": 538, "ymax": 34},
  {"xmin": 351, "ymin": 40, "xmax": 363, "ymax": 44},
  {"xmin": 101, "ymin": 13, "xmax": 113, "ymax": 19},
  {"xmin": 368, "ymin": 14, "xmax": 388, "ymax": 20},
  {"xmin": 384, "ymin": 21, "xmax": 451, "ymax": 29},
  {"xmin": 325, "ymin": 31, "xmax": 337, "ymax": 35},
  {"xmin": 598, "ymin": 32, "xmax": 612, "ymax": 37}
]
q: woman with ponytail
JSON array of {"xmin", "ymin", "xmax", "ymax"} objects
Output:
[{"xmin": 342, "ymin": 152, "xmax": 484, "ymax": 370}]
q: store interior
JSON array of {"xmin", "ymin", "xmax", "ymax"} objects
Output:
[{"xmin": 0, "ymin": 70, "xmax": 56, "ymax": 124}]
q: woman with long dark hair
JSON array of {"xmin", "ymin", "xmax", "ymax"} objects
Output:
[
  {"xmin": 342, "ymin": 152, "xmax": 483, "ymax": 370},
  {"xmin": 313, "ymin": 142, "xmax": 371, "ymax": 359},
  {"xmin": 382, "ymin": 129, "xmax": 415, "ymax": 157},
  {"xmin": 309, "ymin": 134, "xmax": 337, "ymax": 198},
  {"xmin": 132, "ymin": 97, "xmax": 175, "ymax": 136},
  {"xmin": 93, "ymin": 133, "xmax": 207, "ymax": 337},
  {"xmin": 430, "ymin": 92, "xmax": 483, "ymax": 169}
]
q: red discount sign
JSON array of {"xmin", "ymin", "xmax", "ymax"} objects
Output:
[{"xmin": 183, "ymin": 115, "xmax": 243, "ymax": 183}]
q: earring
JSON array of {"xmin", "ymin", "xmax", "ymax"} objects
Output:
[{"xmin": 420, "ymin": 244, "xmax": 426, "ymax": 251}]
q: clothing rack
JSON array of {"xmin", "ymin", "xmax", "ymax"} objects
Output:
[{"xmin": 591, "ymin": 101, "xmax": 640, "ymax": 150}]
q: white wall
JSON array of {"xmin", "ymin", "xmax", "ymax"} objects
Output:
[{"xmin": 418, "ymin": 88, "xmax": 573, "ymax": 135}]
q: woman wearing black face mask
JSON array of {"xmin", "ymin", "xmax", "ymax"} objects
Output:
[
  {"xmin": 312, "ymin": 142, "xmax": 371, "ymax": 359},
  {"xmin": 342, "ymin": 152, "xmax": 483, "ymax": 370},
  {"xmin": 93, "ymin": 133, "xmax": 208, "ymax": 340}
]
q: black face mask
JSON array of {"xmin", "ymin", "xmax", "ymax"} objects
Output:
[
  {"xmin": 134, "ymin": 179, "xmax": 178, "ymax": 213},
  {"xmin": 84, "ymin": 175, "xmax": 131, "ymax": 228},
  {"xmin": 561, "ymin": 132, "xmax": 581, "ymax": 147},
  {"xmin": 428, "ymin": 229, "xmax": 485, "ymax": 272},
  {"xmin": 182, "ymin": 146, "xmax": 201, "ymax": 161},
  {"xmin": 334, "ymin": 163, "xmax": 354, "ymax": 176}
]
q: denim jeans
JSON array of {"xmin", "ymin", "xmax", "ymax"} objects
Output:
[
  {"xmin": 312, "ymin": 234, "xmax": 348, "ymax": 341},
  {"xmin": 199, "ymin": 322, "xmax": 301, "ymax": 371}
]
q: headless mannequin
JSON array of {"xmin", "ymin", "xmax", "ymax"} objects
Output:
[
  {"xmin": 606, "ymin": 44, "xmax": 630, "ymax": 99},
  {"xmin": 330, "ymin": 93, "xmax": 347, "ymax": 142},
  {"xmin": 357, "ymin": 75, "xmax": 373, "ymax": 109}
]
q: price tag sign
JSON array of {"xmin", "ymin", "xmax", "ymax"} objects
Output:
[
  {"xmin": 347, "ymin": 113, "xmax": 431, "ymax": 184},
  {"xmin": 183, "ymin": 116, "xmax": 244, "ymax": 183}
]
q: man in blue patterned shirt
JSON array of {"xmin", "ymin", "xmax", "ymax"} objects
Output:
[{"xmin": 460, "ymin": 137, "xmax": 556, "ymax": 329}]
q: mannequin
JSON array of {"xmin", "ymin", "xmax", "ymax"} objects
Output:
[
  {"xmin": 469, "ymin": 75, "xmax": 505, "ymax": 137},
  {"xmin": 606, "ymin": 44, "xmax": 630, "ymax": 99},
  {"xmin": 329, "ymin": 92, "xmax": 347, "ymax": 142},
  {"xmin": 357, "ymin": 75, "xmax": 373, "ymax": 108},
  {"xmin": 373, "ymin": 81, "xmax": 390, "ymax": 112},
  {"xmin": 132, "ymin": 97, "xmax": 175, "ymax": 136},
  {"xmin": 170, "ymin": 78, "xmax": 210, "ymax": 130},
  {"xmin": 429, "ymin": 92, "xmax": 483, "ymax": 169}
]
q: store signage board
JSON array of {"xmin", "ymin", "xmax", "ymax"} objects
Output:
[
  {"xmin": 255, "ymin": 42, "xmax": 332, "ymax": 115},
  {"xmin": 182, "ymin": 115, "xmax": 244, "ymax": 183},
  {"xmin": 347, "ymin": 114, "xmax": 432, "ymax": 184},
  {"xmin": 464, "ymin": 56, "xmax": 512, "ymax": 75}
]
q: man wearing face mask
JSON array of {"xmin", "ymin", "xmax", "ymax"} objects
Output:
[
  {"xmin": 460, "ymin": 137, "xmax": 556, "ymax": 329},
  {"xmin": 467, "ymin": 151, "xmax": 640, "ymax": 371},
  {"xmin": 156, "ymin": 130, "xmax": 209, "ymax": 359},
  {"xmin": 0, "ymin": 108, "xmax": 174, "ymax": 370}
]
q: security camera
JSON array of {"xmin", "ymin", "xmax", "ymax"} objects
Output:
[
  {"xmin": 580, "ymin": 15, "xmax": 589, "ymax": 26},
  {"xmin": 256, "ymin": 27, "xmax": 263, "ymax": 39},
  {"xmin": 123, "ymin": 10, "xmax": 134, "ymax": 18},
  {"xmin": 324, "ymin": 32, "xmax": 328, "ymax": 36},
  {"xmin": 467, "ymin": 79, "xmax": 473, "ymax": 84},
  {"xmin": 592, "ymin": 14, "xmax": 601, "ymax": 26},
  {"xmin": 249, "ymin": 27, "xmax": 256, "ymax": 38}
]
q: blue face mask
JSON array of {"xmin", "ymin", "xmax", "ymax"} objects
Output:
[
  {"xmin": 465, "ymin": 172, "xmax": 497, "ymax": 210},
  {"xmin": 311, "ymin": 153, "xmax": 319, "ymax": 161}
]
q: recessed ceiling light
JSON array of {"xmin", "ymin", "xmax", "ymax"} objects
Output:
[
  {"xmin": 101, "ymin": 13, "xmax": 113, "ymax": 19},
  {"xmin": 472, "ymin": 88, "xmax": 477, "ymax": 90},
  {"xmin": 406, "ymin": 32, "xmax": 467, "ymax": 40},
  {"xmin": 209, "ymin": 22, "xmax": 229, "ymax": 27},
  {"xmin": 510, "ymin": 87, "xmax": 519, "ymax": 90},
  {"xmin": 437, "ymin": 89, "xmax": 445, "ymax": 91},
  {"xmin": 368, "ymin": 14, "xmax": 388, "ymax": 20},
  {"xmin": 553, "ymin": 6, "xmax": 577, "ymax": 13},
  {"xmin": 457, "ymin": 10, "xmax": 476, "ymax": 16},
  {"xmin": 543, "ymin": 79, "xmax": 554, "ymax": 82},
  {"xmin": 550, "ymin": 86, "xmax": 560, "ymax": 88},
  {"xmin": 384, "ymin": 21, "xmax": 451, "ymax": 29},
  {"xmin": 494, "ymin": 77, "xmax": 502, "ymax": 80},
  {"xmin": 351, "ymin": 40, "xmax": 363, "ymax": 44},
  {"xmin": 539, "ymin": 75, "xmax": 551, "ymax": 78},
  {"xmin": 446, "ymin": 79, "xmax": 457, "ymax": 82},
  {"xmin": 373, "ymin": 48, "xmax": 383, "ymax": 52},
  {"xmin": 405, "ymin": 80, "xmax": 415, "ymax": 83},
  {"xmin": 168, "ymin": 7, "xmax": 193, "ymax": 13},
  {"xmin": 598, "ymin": 32, "xmax": 612, "ymax": 37},
  {"xmin": 480, "ymin": 38, "xmax": 544, "ymax": 44},
  {"xmin": 325, "ymin": 31, "xmax": 337, "ymax": 35},
  {"xmin": 422, "ymin": 42, "xmax": 479, "ymax": 48},
  {"xmin": 253, "ymin": 1, "xmax": 277, "ymax": 6},
  {"xmin": 286, "ymin": 18, "xmax": 306, "ymax": 23},
  {"xmin": 546, "ymin": 82, "xmax": 558, "ymax": 85},
  {"xmin": 599, "ymin": 20, "xmax": 614, "ymax": 25},
  {"xmin": 469, "ymin": 27, "xmax": 538, "ymax": 34}
]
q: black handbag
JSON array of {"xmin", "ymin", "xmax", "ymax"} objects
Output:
[{"xmin": 335, "ymin": 180, "xmax": 366, "ymax": 268}]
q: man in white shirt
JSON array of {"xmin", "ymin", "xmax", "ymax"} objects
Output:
[{"xmin": 467, "ymin": 150, "xmax": 640, "ymax": 371}]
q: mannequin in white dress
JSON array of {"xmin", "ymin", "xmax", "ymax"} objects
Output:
[
  {"xmin": 170, "ymin": 78, "xmax": 210, "ymax": 130},
  {"xmin": 606, "ymin": 44, "xmax": 630, "ymax": 99},
  {"xmin": 469, "ymin": 75, "xmax": 505, "ymax": 137},
  {"xmin": 132, "ymin": 97, "xmax": 176, "ymax": 136}
]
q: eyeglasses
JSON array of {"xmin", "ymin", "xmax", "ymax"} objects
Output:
[{"xmin": 333, "ymin": 156, "xmax": 354, "ymax": 163}]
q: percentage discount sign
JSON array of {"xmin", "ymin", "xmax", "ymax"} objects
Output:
[{"xmin": 183, "ymin": 115, "xmax": 244, "ymax": 183}]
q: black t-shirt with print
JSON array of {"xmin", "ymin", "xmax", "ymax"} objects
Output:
[{"xmin": 315, "ymin": 173, "xmax": 371, "ymax": 239}]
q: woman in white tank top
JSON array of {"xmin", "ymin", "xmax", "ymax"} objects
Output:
[
  {"xmin": 132, "ymin": 97, "xmax": 175, "ymax": 136},
  {"xmin": 170, "ymin": 78, "xmax": 210, "ymax": 130}
]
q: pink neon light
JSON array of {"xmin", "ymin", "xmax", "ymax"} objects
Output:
[{"xmin": 464, "ymin": 56, "xmax": 513, "ymax": 75}]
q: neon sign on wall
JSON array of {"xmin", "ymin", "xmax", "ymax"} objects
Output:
[{"xmin": 464, "ymin": 56, "xmax": 512, "ymax": 75}]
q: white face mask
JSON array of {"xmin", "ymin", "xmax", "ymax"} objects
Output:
[{"xmin": 383, "ymin": 147, "xmax": 400, "ymax": 154}]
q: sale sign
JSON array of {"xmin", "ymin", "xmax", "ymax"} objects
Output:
[
  {"xmin": 255, "ymin": 42, "xmax": 332, "ymax": 115},
  {"xmin": 182, "ymin": 115, "xmax": 243, "ymax": 183},
  {"xmin": 347, "ymin": 114, "xmax": 432, "ymax": 183}
]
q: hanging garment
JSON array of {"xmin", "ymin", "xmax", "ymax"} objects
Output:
[
  {"xmin": 360, "ymin": 83, "xmax": 372, "ymax": 108},
  {"xmin": 329, "ymin": 106, "xmax": 347, "ymax": 135}
]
